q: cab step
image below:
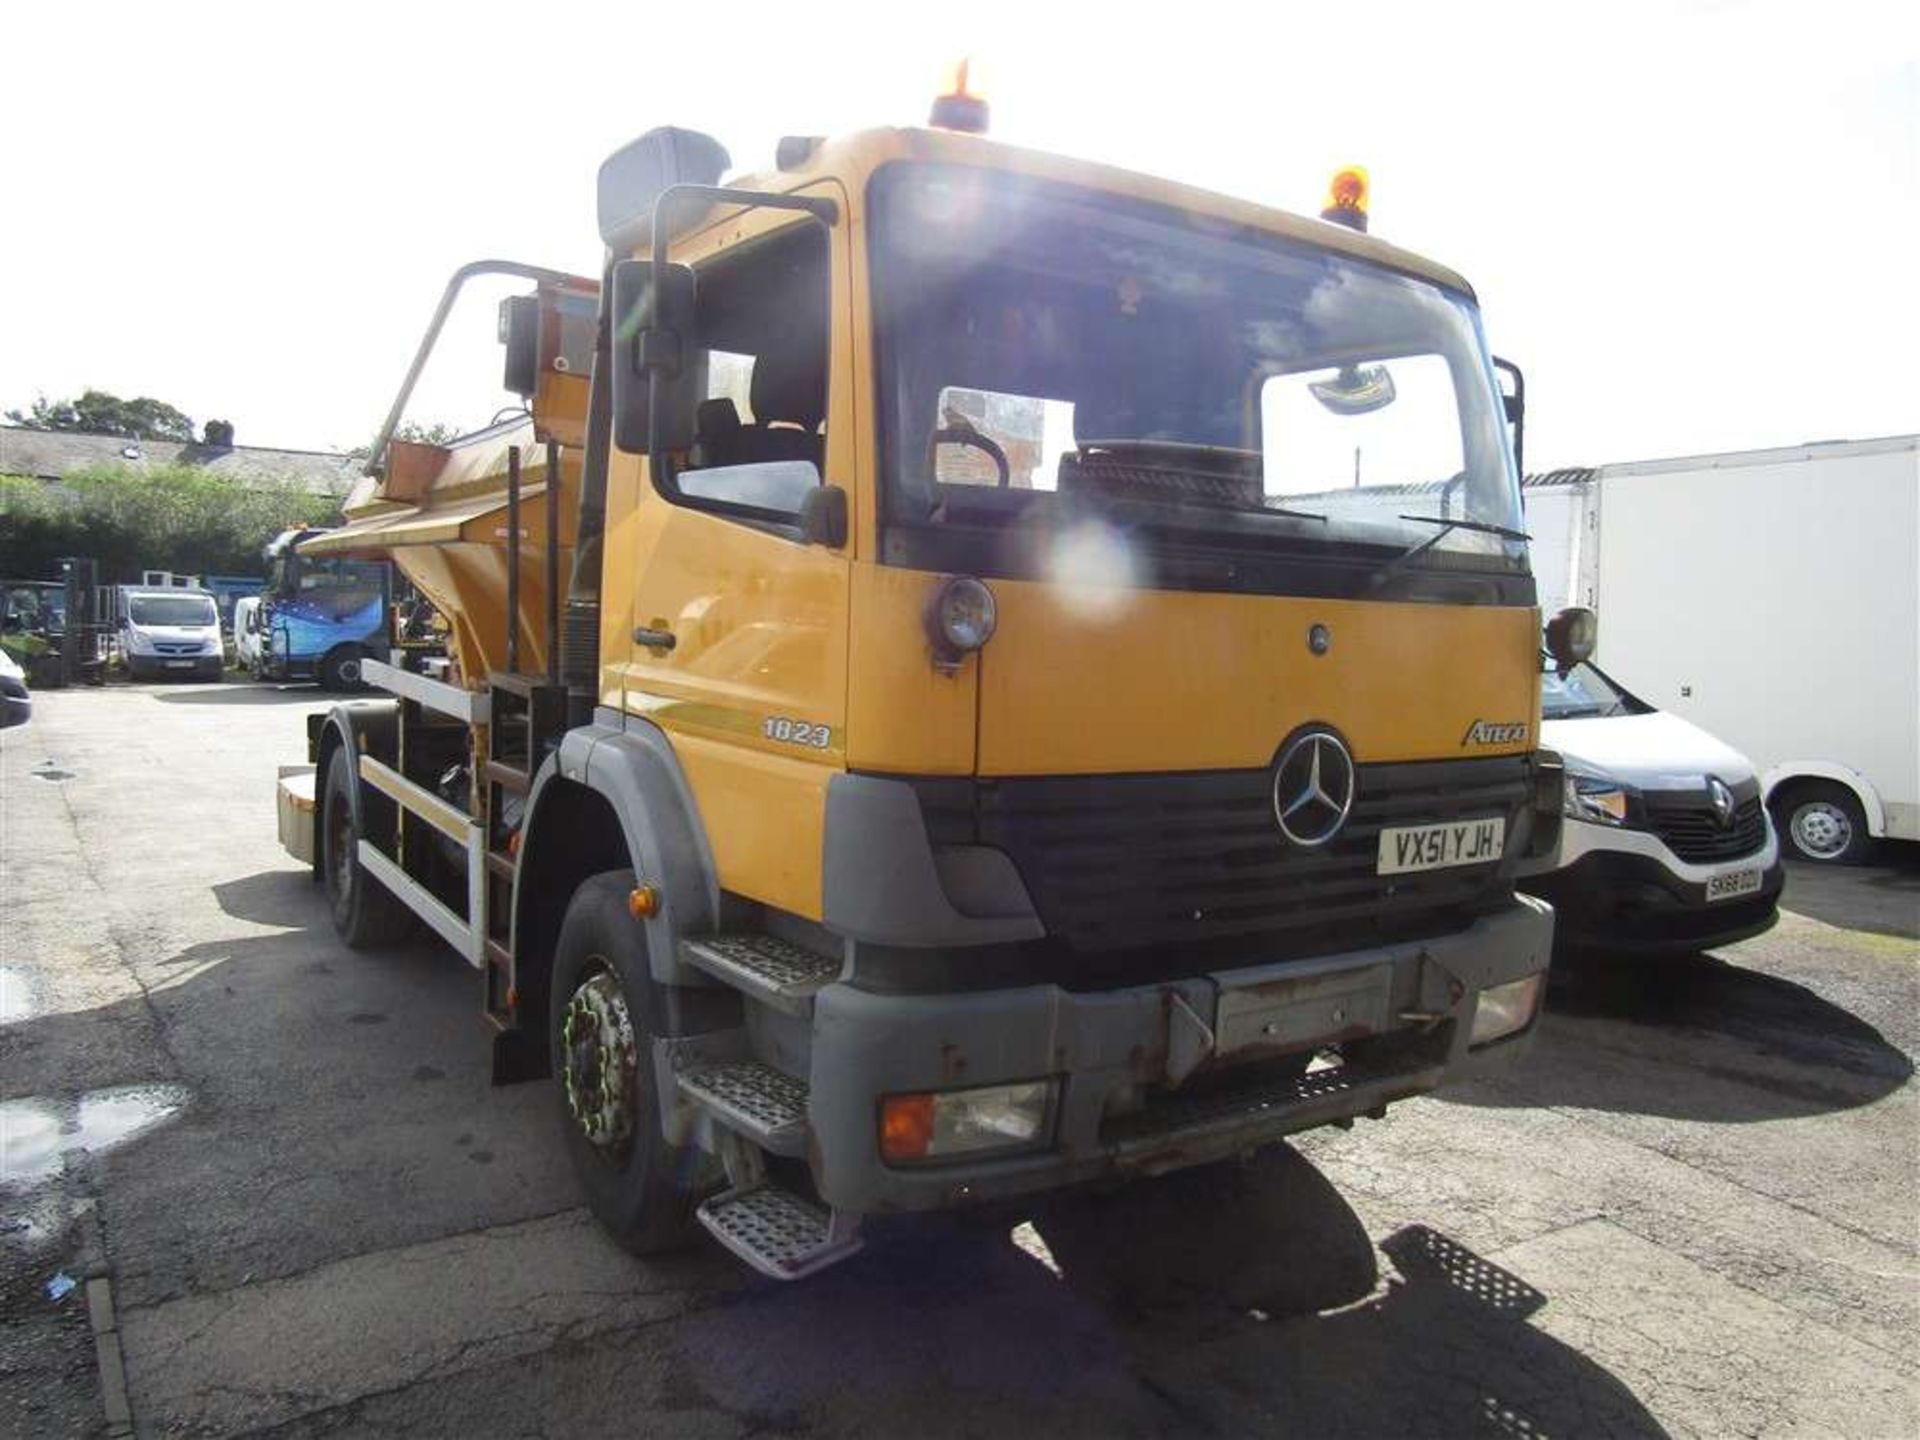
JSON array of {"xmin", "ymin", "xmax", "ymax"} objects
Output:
[
  {"xmin": 677, "ymin": 935, "xmax": 840, "ymax": 1017},
  {"xmin": 676, "ymin": 1059, "xmax": 809, "ymax": 1157},
  {"xmin": 696, "ymin": 1183, "xmax": 863, "ymax": 1281}
]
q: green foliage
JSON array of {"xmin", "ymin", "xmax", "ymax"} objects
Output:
[
  {"xmin": 6, "ymin": 390, "xmax": 196, "ymax": 442},
  {"xmin": 0, "ymin": 465, "xmax": 340, "ymax": 582},
  {"xmin": 344, "ymin": 419, "xmax": 464, "ymax": 462}
]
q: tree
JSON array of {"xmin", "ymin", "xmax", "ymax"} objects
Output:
[
  {"xmin": 344, "ymin": 420, "xmax": 464, "ymax": 463},
  {"xmin": 0, "ymin": 465, "xmax": 341, "ymax": 581},
  {"xmin": 6, "ymin": 390, "xmax": 196, "ymax": 441}
]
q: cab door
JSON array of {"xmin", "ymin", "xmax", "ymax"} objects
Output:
[{"xmin": 606, "ymin": 186, "xmax": 854, "ymax": 920}]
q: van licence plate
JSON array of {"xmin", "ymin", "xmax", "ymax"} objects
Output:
[
  {"xmin": 1706, "ymin": 866, "xmax": 1762, "ymax": 902},
  {"xmin": 1377, "ymin": 817, "xmax": 1507, "ymax": 875},
  {"xmin": 163, "ymin": 659, "xmax": 195, "ymax": 669}
]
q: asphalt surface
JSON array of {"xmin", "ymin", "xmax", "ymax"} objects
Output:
[{"xmin": 2, "ymin": 681, "xmax": 1916, "ymax": 1438}]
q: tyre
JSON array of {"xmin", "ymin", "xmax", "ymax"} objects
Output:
[
  {"xmin": 320, "ymin": 745, "xmax": 414, "ymax": 948},
  {"xmin": 319, "ymin": 645, "xmax": 368, "ymax": 692},
  {"xmin": 550, "ymin": 870, "xmax": 720, "ymax": 1254},
  {"xmin": 1772, "ymin": 781, "xmax": 1872, "ymax": 865}
]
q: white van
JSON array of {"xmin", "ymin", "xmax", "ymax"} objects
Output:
[
  {"xmin": 118, "ymin": 588, "xmax": 224, "ymax": 682},
  {"xmin": 1520, "ymin": 659, "xmax": 1783, "ymax": 955},
  {"xmin": 232, "ymin": 596, "xmax": 264, "ymax": 673}
]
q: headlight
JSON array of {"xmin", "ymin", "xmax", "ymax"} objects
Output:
[
  {"xmin": 1564, "ymin": 768, "xmax": 1631, "ymax": 826},
  {"xmin": 879, "ymin": 1079, "xmax": 1056, "ymax": 1165},
  {"xmin": 123, "ymin": 629, "xmax": 152, "ymax": 654},
  {"xmin": 925, "ymin": 576, "xmax": 997, "ymax": 670},
  {"xmin": 1471, "ymin": 974, "xmax": 1544, "ymax": 1047},
  {"xmin": 1545, "ymin": 606, "xmax": 1598, "ymax": 672}
]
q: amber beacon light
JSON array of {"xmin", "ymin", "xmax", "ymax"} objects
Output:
[
  {"xmin": 1321, "ymin": 166, "xmax": 1370, "ymax": 232},
  {"xmin": 930, "ymin": 58, "xmax": 990, "ymax": 133}
]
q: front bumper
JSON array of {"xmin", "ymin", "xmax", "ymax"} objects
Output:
[
  {"xmin": 0, "ymin": 676, "xmax": 29, "ymax": 728},
  {"xmin": 807, "ymin": 896, "xmax": 1553, "ymax": 1215},
  {"xmin": 127, "ymin": 653, "xmax": 222, "ymax": 681},
  {"xmin": 1521, "ymin": 813, "xmax": 1782, "ymax": 954}
]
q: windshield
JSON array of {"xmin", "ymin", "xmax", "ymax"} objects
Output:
[
  {"xmin": 1541, "ymin": 659, "xmax": 1634, "ymax": 719},
  {"xmin": 4, "ymin": 587, "xmax": 65, "ymax": 629},
  {"xmin": 872, "ymin": 167, "xmax": 1524, "ymax": 571},
  {"xmin": 129, "ymin": 595, "xmax": 217, "ymax": 627},
  {"xmin": 295, "ymin": 559, "xmax": 384, "ymax": 593}
]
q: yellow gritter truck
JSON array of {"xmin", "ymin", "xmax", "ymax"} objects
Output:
[{"xmin": 277, "ymin": 85, "xmax": 1589, "ymax": 1279}]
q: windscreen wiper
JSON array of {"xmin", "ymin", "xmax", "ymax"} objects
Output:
[{"xmin": 1367, "ymin": 514, "xmax": 1531, "ymax": 592}]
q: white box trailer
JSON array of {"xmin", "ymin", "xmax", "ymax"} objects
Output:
[{"xmin": 1524, "ymin": 435, "xmax": 1919, "ymax": 861}]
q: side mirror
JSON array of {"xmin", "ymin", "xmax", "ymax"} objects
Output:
[
  {"xmin": 798, "ymin": 484, "xmax": 849, "ymax": 547},
  {"xmin": 611, "ymin": 259, "xmax": 699, "ymax": 457},
  {"xmin": 499, "ymin": 294, "xmax": 540, "ymax": 398},
  {"xmin": 1492, "ymin": 356, "xmax": 1526, "ymax": 476}
]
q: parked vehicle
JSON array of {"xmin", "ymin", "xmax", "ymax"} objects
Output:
[
  {"xmin": 1, "ymin": 559, "xmax": 109, "ymax": 688},
  {"xmin": 1523, "ymin": 435, "xmax": 1919, "ymax": 863},
  {"xmin": 0, "ymin": 646, "xmax": 29, "ymax": 728},
  {"xmin": 117, "ymin": 587, "xmax": 224, "ymax": 681},
  {"xmin": 233, "ymin": 596, "xmax": 265, "ymax": 672},
  {"xmin": 277, "ymin": 98, "xmax": 1575, "ymax": 1281},
  {"xmin": 1520, "ymin": 659, "xmax": 1781, "ymax": 953},
  {"xmin": 255, "ymin": 529, "xmax": 390, "ymax": 690}
]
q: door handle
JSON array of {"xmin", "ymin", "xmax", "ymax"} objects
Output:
[{"xmin": 632, "ymin": 626, "xmax": 677, "ymax": 652}]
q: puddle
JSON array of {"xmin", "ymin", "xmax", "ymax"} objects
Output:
[
  {"xmin": 0, "ymin": 1084, "xmax": 190, "ymax": 1188},
  {"xmin": 0, "ymin": 966, "xmax": 36, "ymax": 1025},
  {"xmin": 0, "ymin": 1101, "xmax": 64, "ymax": 1186}
]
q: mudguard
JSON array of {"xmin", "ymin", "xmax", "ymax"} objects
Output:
[
  {"xmin": 516, "ymin": 710, "xmax": 721, "ymax": 987},
  {"xmin": 307, "ymin": 699, "xmax": 400, "ymax": 877}
]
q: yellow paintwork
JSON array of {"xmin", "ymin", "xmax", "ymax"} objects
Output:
[
  {"xmin": 976, "ymin": 585, "xmax": 1540, "ymax": 775},
  {"xmin": 844, "ymin": 563, "xmax": 977, "ymax": 775},
  {"xmin": 303, "ymin": 437, "xmax": 578, "ymax": 685},
  {"xmin": 333, "ymin": 126, "xmax": 1535, "ymax": 923}
]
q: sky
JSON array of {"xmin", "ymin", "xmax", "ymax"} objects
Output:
[{"xmin": 1, "ymin": 0, "xmax": 1914, "ymax": 472}]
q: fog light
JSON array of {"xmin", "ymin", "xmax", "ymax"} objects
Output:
[
  {"xmin": 1470, "ymin": 974, "xmax": 1543, "ymax": 1048},
  {"xmin": 879, "ymin": 1079, "xmax": 1055, "ymax": 1165}
]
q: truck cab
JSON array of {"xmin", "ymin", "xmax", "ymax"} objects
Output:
[
  {"xmin": 286, "ymin": 106, "xmax": 1577, "ymax": 1280},
  {"xmin": 257, "ymin": 528, "xmax": 392, "ymax": 689}
]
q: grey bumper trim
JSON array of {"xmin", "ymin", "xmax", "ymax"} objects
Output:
[{"xmin": 807, "ymin": 896, "xmax": 1553, "ymax": 1213}]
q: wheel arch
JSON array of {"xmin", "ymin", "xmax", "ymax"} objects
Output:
[
  {"xmin": 511, "ymin": 719, "xmax": 724, "ymax": 1036},
  {"xmin": 1761, "ymin": 762, "xmax": 1886, "ymax": 838},
  {"xmin": 309, "ymin": 700, "xmax": 400, "ymax": 877}
]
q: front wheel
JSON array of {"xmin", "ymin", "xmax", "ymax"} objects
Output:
[
  {"xmin": 1772, "ymin": 782, "xmax": 1872, "ymax": 865},
  {"xmin": 321, "ymin": 745, "xmax": 414, "ymax": 948},
  {"xmin": 319, "ymin": 645, "xmax": 368, "ymax": 692},
  {"xmin": 550, "ymin": 870, "xmax": 719, "ymax": 1254}
]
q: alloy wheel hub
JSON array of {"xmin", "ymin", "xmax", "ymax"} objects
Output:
[{"xmin": 561, "ymin": 968, "xmax": 638, "ymax": 1156}]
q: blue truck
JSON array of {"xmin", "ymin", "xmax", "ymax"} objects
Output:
[{"xmin": 255, "ymin": 528, "xmax": 391, "ymax": 690}]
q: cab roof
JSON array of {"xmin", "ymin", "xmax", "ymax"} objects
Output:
[{"xmin": 728, "ymin": 126, "xmax": 1478, "ymax": 302}]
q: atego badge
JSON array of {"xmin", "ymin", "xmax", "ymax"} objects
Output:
[{"xmin": 1461, "ymin": 719, "xmax": 1528, "ymax": 748}]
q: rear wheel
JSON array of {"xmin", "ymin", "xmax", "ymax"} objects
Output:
[
  {"xmin": 1772, "ymin": 782, "xmax": 1872, "ymax": 865},
  {"xmin": 321, "ymin": 745, "xmax": 413, "ymax": 947},
  {"xmin": 550, "ymin": 870, "xmax": 719, "ymax": 1254},
  {"xmin": 319, "ymin": 645, "xmax": 368, "ymax": 692}
]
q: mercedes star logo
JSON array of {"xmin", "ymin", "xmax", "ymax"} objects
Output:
[
  {"xmin": 1708, "ymin": 776, "xmax": 1735, "ymax": 829},
  {"xmin": 1272, "ymin": 730, "xmax": 1356, "ymax": 848}
]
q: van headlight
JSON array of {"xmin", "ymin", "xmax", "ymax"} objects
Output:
[{"xmin": 1563, "ymin": 763, "xmax": 1633, "ymax": 826}]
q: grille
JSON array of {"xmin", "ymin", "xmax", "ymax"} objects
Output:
[
  {"xmin": 1646, "ymin": 794, "xmax": 1767, "ymax": 864},
  {"xmin": 940, "ymin": 756, "xmax": 1533, "ymax": 956}
]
